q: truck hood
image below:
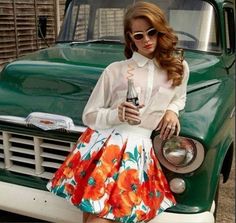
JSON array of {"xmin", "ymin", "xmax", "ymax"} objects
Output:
[{"xmin": 0, "ymin": 43, "xmax": 224, "ymax": 126}]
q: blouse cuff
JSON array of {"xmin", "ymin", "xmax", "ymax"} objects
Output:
[
  {"xmin": 108, "ymin": 108, "xmax": 121, "ymax": 125},
  {"xmin": 166, "ymin": 104, "xmax": 179, "ymax": 116}
]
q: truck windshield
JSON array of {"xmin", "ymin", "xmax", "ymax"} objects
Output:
[{"xmin": 57, "ymin": 0, "xmax": 220, "ymax": 52}]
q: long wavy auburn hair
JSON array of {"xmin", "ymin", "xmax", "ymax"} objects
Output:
[{"xmin": 124, "ymin": 1, "xmax": 184, "ymax": 87}]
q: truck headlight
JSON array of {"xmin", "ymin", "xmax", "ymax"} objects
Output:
[
  {"xmin": 169, "ymin": 178, "xmax": 186, "ymax": 194},
  {"xmin": 153, "ymin": 135, "xmax": 204, "ymax": 174}
]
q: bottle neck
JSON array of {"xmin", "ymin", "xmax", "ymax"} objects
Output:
[{"xmin": 127, "ymin": 78, "xmax": 134, "ymax": 89}]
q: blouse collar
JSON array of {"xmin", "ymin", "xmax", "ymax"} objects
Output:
[{"xmin": 132, "ymin": 52, "xmax": 153, "ymax": 67}]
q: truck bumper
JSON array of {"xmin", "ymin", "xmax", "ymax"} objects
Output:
[
  {"xmin": 0, "ymin": 181, "xmax": 82, "ymax": 223},
  {"xmin": 0, "ymin": 181, "xmax": 215, "ymax": 223},
  {"xmin": 149, "ymin": 210, "xmax": 215, "ymax": 223}
]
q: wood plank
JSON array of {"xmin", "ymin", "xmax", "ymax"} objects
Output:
[{"xmin": 0, "ymin": 0, "xmax": 64, "ymax": 66}]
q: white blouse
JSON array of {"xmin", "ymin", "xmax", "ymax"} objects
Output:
[{"xmin": 82, "ymin": 52, "xmax": 189, "ymax": 130}]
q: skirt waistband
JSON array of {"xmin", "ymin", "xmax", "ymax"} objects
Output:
[{"xmin": 115, "ymin": 124, "xmax": 152, "ymax": 138}]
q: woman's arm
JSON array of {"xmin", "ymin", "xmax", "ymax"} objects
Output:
[
  {"xmin": 166, "ymin": 60, "xmax": 190, "ymax": 115},
  {"xmin": 82, "ymin": 67, "xmax": 121, "ymax": 130},
  {"xmin": 156, "ymin": 60, "xmax": 190, "ymax": 139}
]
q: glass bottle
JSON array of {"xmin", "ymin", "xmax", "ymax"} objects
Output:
[{"xmin": 126, "ymin": 78, "xmax": 141, "ymax": 125}]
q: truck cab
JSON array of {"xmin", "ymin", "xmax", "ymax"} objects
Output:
[{"xmin": 0, "ymin": 0, "xmax": 235, "ymax": 222}]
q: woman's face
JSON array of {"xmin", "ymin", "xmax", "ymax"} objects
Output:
[{"xmin": 130, "ymin": 18, "xmax": 158, "ymax": 58}]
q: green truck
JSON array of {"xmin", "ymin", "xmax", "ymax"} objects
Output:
[{"xmin": 0, "ymin": 0, "xmax": 235, "ymax": 222}]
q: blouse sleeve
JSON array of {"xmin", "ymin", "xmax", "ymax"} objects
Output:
[
  {"xmin": 82, "ymin": 67, "xmax": 122, "ymax": 130},
  {"xmin": 166, "ymin": 60, "xmax": 190, "ymax": 116}
]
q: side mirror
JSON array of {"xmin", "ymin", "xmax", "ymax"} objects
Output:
[{"xmin": 38, "ymin": 16, "xmax": 47, "ymax": 39}]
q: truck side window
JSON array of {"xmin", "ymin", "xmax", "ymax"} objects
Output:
[{"xmin": 224, "ymin": 7, "xmax": 235, "ymax": 53}]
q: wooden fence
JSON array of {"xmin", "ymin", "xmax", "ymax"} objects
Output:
[{"xmin": 0, "ymin": 0, "xmax": 65, "ymax": 66}]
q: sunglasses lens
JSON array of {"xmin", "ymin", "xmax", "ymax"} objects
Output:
[
  {"xmin": 148, "ymin": 29, "xmax": 157, "ymax": 37},
  {"xmin": 133, "ymin": 33, "xmax": 144, "ymax": 40},
  {"xmin": 132, "ymin": 28, "xmax": 157, "ymax": 40}
]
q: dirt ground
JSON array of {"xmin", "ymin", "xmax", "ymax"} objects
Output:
[{"xmin": 216, "ymin": 157, "xmax": 235, "ymax": 223}]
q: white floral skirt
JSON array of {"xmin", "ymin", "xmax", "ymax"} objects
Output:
[{"xmin": 47, "ymin": 124, "xmax": 176, "ymax": 223}]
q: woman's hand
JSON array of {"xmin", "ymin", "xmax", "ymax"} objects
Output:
[
  {"xmin": 156, "ymin": 110, "xmax": 180, "ymax": 140},
  {"xmin": 118, "ymin": 102, "xmax": 143, "ymax": 124}
]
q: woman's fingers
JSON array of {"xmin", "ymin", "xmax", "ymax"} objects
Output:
[
  {"xmin": 156, "ymin": 110, "xmax": 181, "ymax": 140},
  {"xmin": 118, "ymin": 102, "xmax": 141, "ymax": 123},
  {"xmin": 176, "ymin": 121, "xmax": 180, "ymax": 136},
  {"xmin": 159, "ymin": 120, "xmax": 180, "ymax": 140},
  {"xmin": 155, "ymin": 119, "xmax": 163, "ymax": 131},
  {"xmin": 125, "ymin": 105, "xmax": 140, "ymax": 122},
  {"xmin": 118, "ymin": 104, "xmax": 126, "ymax": 122},
  {"xmin": 122, "ymin": 101, "xmax": 138, "ymax": 109},
  {"xmin": 160, "ymin": 125, "xmax": 173, "ymax": 140}
]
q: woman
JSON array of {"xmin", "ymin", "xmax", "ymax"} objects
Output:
[{"xmin": 47, "ymin": 2, "xmax": 189, "ymax": 223}]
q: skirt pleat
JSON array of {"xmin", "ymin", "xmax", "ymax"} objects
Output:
[{"xmin": 47, "ymin": 125, "xmax": 176, "ymax": 223}]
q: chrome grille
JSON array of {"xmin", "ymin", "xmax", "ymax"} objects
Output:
[{"xmin": 0, "ymin": 130, "xmax": 78, "ymax": 179}]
